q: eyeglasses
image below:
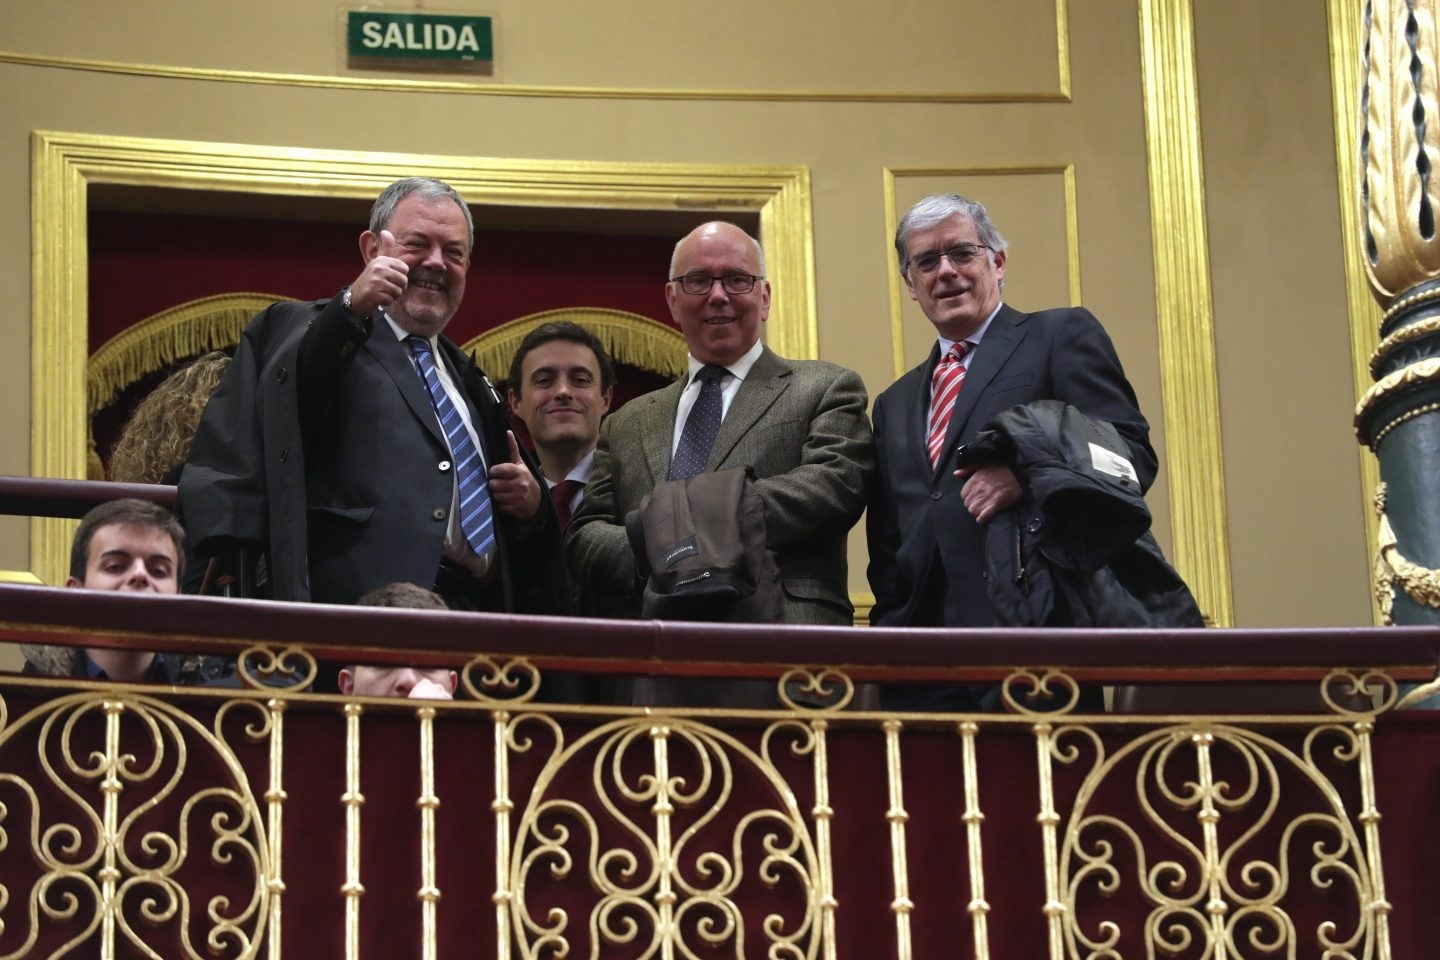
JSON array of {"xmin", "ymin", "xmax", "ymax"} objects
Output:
[
  {"xmin": 670, "ymin": 274, "xmax": 764, "ymax": 296},
  {"xmin": 906, "ymin": 243, "xmax": 991, "ymax": 276}
]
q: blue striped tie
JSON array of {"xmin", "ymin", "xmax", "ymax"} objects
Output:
[{"xmin": 406, "ymin": 336, "xmax": 495, "ymax": 558}]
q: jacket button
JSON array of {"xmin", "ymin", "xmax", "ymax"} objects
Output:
[
  {"xmin": 930, "ymin": 490, "xmax": 942, "ymax": 501},
  {"xmin": 279, "ymin": 448, "xmax": 289, "ymax": 463},
  {"xmin": 439, "ymin": 460, "xmax": 451, "ymax": 472},
  {"xmin": 433, "ymin": 508, "xmax": 447, "ymax": 521},
  {"xmin": 1028, "ymin": 519, "xmax": 1042, "ymax": 533},
  {"xmin": 275, "ymin": 367, "xmax": 288, "ymax": 383}
]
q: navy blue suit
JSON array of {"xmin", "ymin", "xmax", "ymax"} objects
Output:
[{"xmin": 866, "ymin": 304, "xmax": 1155, "ymax": 629}]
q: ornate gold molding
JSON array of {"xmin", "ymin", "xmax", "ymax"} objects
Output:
[
  {"xmin": 1138, "ymin": 0, "xmax": 1234, "ymax": 626},
  {"xmin": 1330, "ymin": 0, "xmax": 1392, "ymax": 625},
  {"xmin": 1373, "ymin": 483, "xmax": 1440, "ymax": 623},
  {"xmin": 24, "ymin": 131, "xmax": 816, "ymax": 586},
  {"xmin": 1354, "ymin": 356, "xmax": 1440, "ymax": 441}
]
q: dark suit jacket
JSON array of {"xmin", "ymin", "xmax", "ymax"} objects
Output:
[
  {"xmin": 866, "ymin": 304, "xmax": 1156, "ymax": 628},
  {"xmin": 180, "ymin": 296, "xmax": 563, "ymax": 609},
  {"xmin": 567, "ymin": 346, "xmax": 874, "ymax": 624}
]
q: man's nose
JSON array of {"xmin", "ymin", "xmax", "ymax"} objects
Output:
[
  {"xmin": 393, "ymin": 668, "xmax": 419, "ymax": 696},
  {"xmin": 706, "ymin": 278, "xmax": 731, "ymax": 303},
  {"xmin": 124, "ymin": 560, "xmax": 153, "ymax": 589},
  {"xmin": 934, "ymin": 253, "xmax": 960, "ymax": 279},
  {"xmin": 419, "ymin": 242, "xmax": 444, "ymax": 269}
]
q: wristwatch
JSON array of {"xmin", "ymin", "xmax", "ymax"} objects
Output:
[{"xmin": 340, "ymin": 286, "xmax": 365, "ymax": 319}]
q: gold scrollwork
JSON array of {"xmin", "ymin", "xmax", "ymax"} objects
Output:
[
  {"xmin": 236, "ymin": 644, "xmax": 318, "ymax": 692},
  {"xmin": 777, "ymin": 668, "xmax": 854, "ymax": 712},
  {"xmin": 0, "ymin": 692, "xmax": 270, "ymax": 958},
  {"xmin": 460, "ymin": 657, "xmax": 540, "ymax": 704},
  {"xmin": 1319, "ymin": 670, "xmax": 1398, "ymax": 716},
  {"xmin": 1001, "ymin": 668, "xmax": 1082, "ymax": 716},
  {"xmin": 510, "ymin": 717, "xmax": 822, "ymax": 960},
  {"xmin": 1055, "ymin": 723, "xmax": 1382, "ymax": 959}
]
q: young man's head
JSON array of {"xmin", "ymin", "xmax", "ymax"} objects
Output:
[
  {"xmin": 67, "ymin": 499, "xmax": 184, "ymax": 594},
  {"xmin": 338, "ymin": 582, "xmax": 459, "ymax": 699},
  {"xmin": 507, "ymin": 321, "xmax": 615, "ymax": 478}
]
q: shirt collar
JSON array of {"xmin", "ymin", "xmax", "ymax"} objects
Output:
[
  {"xmin": 549, "ymin": 448, "xmax": 596, "ymax": 486},
  {"xmin": 385, "ymin": 311, "xmax": 438, "ymax": 352},
  {"xmin": 936, "ymin": 301, "xmax": 1003, "ymax": 357},
  {"xmin": 685, "ymin": 338, "xmax": 764, "ymax": 386}
]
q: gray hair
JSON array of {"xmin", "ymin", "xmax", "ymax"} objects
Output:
[
  {"xmin": 894, "ymin": 194, "xmax": 1008, "ymax": 277},
  {"xmin": 370, "ymin": 177, "xmax": 475, "ymax": 252},
  {"xmin": 669, "ymin": 222, "xmax": 767, "ymax": 278}
]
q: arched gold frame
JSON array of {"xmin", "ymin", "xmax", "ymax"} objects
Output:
[
  {"xmin": 459, "ymin": 307, "xmax": 688, "ymax": 385},
  {"xmin": 25, "ymin": 131, "xmax": 816, "ymax": 586}
]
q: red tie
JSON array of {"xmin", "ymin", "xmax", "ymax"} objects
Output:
[
  {"xmin": 926, "ymin": 342, "xmax": 971, "ymax": 469},
  {"xmin": 549, "ymin": 479, "xmax": 583, "ymax": 528}
]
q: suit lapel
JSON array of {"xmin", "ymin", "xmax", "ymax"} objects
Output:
[
  {"xmin": 364, "ymin": 328, "xmax": 446, "ymax": 447},
  {"xmin": 639, "ymin": 381, "xmax": 684, "ymax": 480},
  {"xmin": 936, "ymin": 304, "xmax": 1029, "ymax": 475},
  {"xmin": 710, "ymin": 347, "xmax": 789, "ymax": 469}
]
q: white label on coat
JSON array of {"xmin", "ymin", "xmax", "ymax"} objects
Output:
[{"xmin": 1089, "ymin": 442, "xmax": 1138, "ymax": 484}]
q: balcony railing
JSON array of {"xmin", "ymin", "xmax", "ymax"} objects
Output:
[
  {"xmin": 1, "ymin": 581, "xmax": 1437, "ymax": 960},
  {"xmin": 2, "ymin": 475, "xmax": 1436, "ymax": 958}
]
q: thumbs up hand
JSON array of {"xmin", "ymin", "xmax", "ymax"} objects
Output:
[
  {"xmin": 488, "ymin": 430, "xmax": 542, "ymax": 520},
  {"xmin": 348, "ymin": 229, "xmax": 410, "ymax": 319}
]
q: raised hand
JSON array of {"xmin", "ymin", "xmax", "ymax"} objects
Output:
[
  {"xmin": 487, "ymin": 430, "xmax": 543, "ymax": 520},
  {"xmin": 349, "ymin": 229, "xmax": 410, "ymax": 318}
]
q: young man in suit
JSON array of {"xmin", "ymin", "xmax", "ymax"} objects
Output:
[
  {"xmin": 867, "ymin": 194, "xmax": 1156, "ymax": 641},
  {"xmin": 507, "ymin": 321, "xmax": 615, "ymax": 530},
  {"xmin": 566, "ymin": 222, "xmax": 874, "ymax": 624},
  {"xmin": 180, "ymin": 178, "xmax": 563, "ymax": 612}
]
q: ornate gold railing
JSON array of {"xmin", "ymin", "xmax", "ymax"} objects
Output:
[{"xmin": 1, "ymin": 583, "xmax": 1437, "ymax": 959}]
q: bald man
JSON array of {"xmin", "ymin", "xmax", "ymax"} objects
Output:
[{"xmin": 567, "ymin": 222, "xmax": 874, "ymax": 624}]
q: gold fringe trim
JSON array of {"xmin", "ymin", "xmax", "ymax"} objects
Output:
[
  {"xmin": 459, "ymin": 308, "xmax": 688, "ymax": 384},
  {"xmin": 87, "ymin": 292, "xmax": 296, "ymax": 413}
]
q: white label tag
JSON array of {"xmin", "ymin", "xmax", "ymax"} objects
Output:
[{"xmin": 1089, "ymin": 442, "xmax": 1138, "ymax": 484}]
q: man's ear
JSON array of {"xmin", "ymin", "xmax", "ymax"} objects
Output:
[
  {"xmin": 447, "ymin": 671, "xmax": 458, "ymax": 693},
  {"xmin": 508, "ymin": 388, "xmax": 521, "ymax": 416},
  {"xmin": 338, "ymin": 669, "xmax": 355, "ymax": 696},
  {"xmin": 64, "ymin": 576, "xmax": 83, "ymax": 589},
  {"xmin": 599, "ymin": 386, "xmax": 614, "ymax": 415},
  {"xmin": 359, "ymin": 230, "xmax": 378, "ymax": 264}
]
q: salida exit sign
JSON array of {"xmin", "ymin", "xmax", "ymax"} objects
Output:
[{"xmin": 346, "ymin": 10, "xmax": 494, "ymax": 73}]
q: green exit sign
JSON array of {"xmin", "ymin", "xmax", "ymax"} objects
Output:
[{"xmin": 347, "ymin": 10, "xmax": 494, "ymax": 73}]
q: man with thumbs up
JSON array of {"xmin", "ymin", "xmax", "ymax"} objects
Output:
[{"xmin": 180, "ymin": 177, "xmax": 565, "ymax": 612}]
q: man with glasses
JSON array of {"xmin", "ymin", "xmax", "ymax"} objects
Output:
[
  {"xmin": 867, "ymin": 194, "xmax": 1156, "ymax": 664},
  {"xmin": 567, "ymin": 221, "xmax": 874, "ymax": 624}
]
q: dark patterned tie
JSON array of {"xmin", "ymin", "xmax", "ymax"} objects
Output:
[
  {"xmin": 668, "ymin": 365, "xmax": 728, "ymax": 481},
  {"xmin": 926, "ymin": 341, "xmax": 972, "ymax": 469},
  {"xmin": 406, "ymin": 336, "xmax": 495, "ymax": 557},
  {"xmin": 549, "ymin": 479, "xmax": 583, "ymax": 528}
]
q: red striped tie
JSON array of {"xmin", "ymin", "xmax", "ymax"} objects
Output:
[{"xmin": 926, "ymin": 342, "xmax": 971, "ymax": 469}]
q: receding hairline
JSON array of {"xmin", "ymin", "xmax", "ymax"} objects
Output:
[{"xmin": 669, "ymin": 221, "xmax": 767, "ymax": 277}]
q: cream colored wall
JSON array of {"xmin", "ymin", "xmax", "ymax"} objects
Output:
[{"xmin": 0, "ymin": 0, "xmax": 1374, "ymax": 625}]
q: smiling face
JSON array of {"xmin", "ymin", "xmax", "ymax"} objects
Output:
[
  {"xmin": 902, "ymin": 213, "xmax": 1006, "ymax": 342},
  {"xmin": 666, "ymin": 223, "xmax": 770, "ymax": 366},
  {"xmin": 66, "ymin": 523, "xmax": 180, "ymax": 594},
  {"xmin": 509, "ymin": 338, "xmax": 612, "ymax": 466},
  {"xmin": 361, "ymin": 193, "xmax": 471, "ymax": 337}
]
